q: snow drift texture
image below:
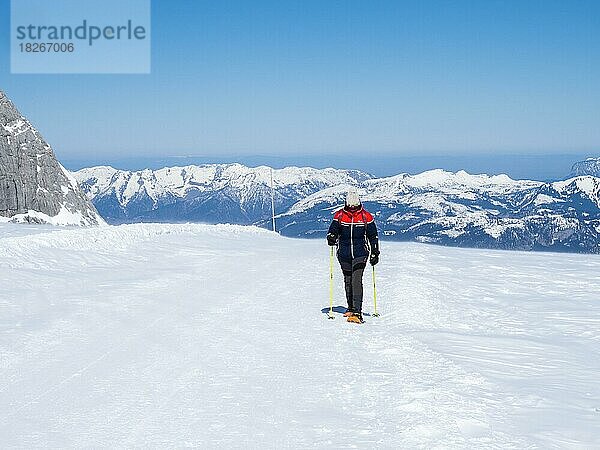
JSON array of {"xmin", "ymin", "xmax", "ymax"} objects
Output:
[
  {"xmin": 1, "ymin": 222, "xmax": 598, "ymax": 447},
  {"xmin": 75, "ymin": 163, "xmax": 600, "ymax": 253},
  {"xmin": 0, "ymin": 90, "xmax": 102, "ymax": 226}
]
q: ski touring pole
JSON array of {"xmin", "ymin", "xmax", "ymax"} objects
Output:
[
  {"xmin": 328, "ymin": 246, "xmax": 335, "ymax": 319},
  {"xmin": 372, "ymin": 266, "xmax": 380, "ymax": 317}
]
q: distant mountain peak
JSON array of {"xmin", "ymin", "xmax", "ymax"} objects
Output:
[{"xmin": 570, "ymin": 157, "xmax": 600, "ymax": 177}]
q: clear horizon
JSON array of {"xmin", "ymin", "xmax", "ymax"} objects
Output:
[
  {"xmin": 60, "ymin": 152, "xmax": 592, "ymax": 182},
  {"xmin": 1, "ymin": 0, "xmax": 599, "ymax": 160}
]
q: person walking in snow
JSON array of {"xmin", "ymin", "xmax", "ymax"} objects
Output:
[{"xmin": 327, "ymin": 189, "xmax": 380, "ymax": 323}]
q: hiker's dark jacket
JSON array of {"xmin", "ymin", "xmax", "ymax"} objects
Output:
[{"xmin": 328, "ymin": 206, "xmax": 379, "ymax": 262}]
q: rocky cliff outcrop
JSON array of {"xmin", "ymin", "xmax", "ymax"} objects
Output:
[{"xmin": 0, "ymin": 90, "xmax": 103, "ymax": 225}]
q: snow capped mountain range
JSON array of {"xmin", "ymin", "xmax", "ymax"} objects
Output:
[
  {"xmin": 74, "ymin": 162, "xmax": 600, "ymax": 253},
  {"xmin": 276, "ymin": 170, "xmax": 600, "ymax": 253},
  {"xmin": 74, "ymin": 164, "xmax": 370, "ymax": 224}
]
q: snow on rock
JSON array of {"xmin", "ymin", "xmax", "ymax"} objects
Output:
[
  {"xmin": 4, "ymin": 205, "xmax": 96, "ymax": 227},
  {"xmin": 0, "ymin": 90, "xmax": 103, "ymax": 226},
  {"xmin": 397, "ymin": 168, "xmax": 537, "ymax": 192},
  {"xmin": 1, "ymin": 118, "xmax": 29, "ymax": 136},
  {"xmin": 74, "ymin": 164, "xmax": 370, "ymax": 224},
  {"xmin": 280, "ymin": 184, "xmax": 352, "ymax": 217},
  {"xmin": 533, "ymin": 193, "xmax": 564, "ymax": 205},
  {"xmin": 75, "ymin": 164, "xmax": 370, "ymax": 206},
  {"xmin": 570, "ymin": 156, "xmax": 600, "ymax": 177},
  {"xmin": 276, "ymin": 170, "xmax": 600, "ymax": 253},
  {"xmin": 0, "ymin": 222, "xmax": 598, "ymax": 447},
  {"xmin": 552, "ymin": 176, "xmax": 600, "ymax": 208},
  {"xmin": 279, "ymin": 170, "xmax": 539, "ymax": 219}
]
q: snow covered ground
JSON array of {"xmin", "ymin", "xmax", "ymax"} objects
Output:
[{"xmin": 1, "ymin": 223, "xmax": 599, "ymax": 448}]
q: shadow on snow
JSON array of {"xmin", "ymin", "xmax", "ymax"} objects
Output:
[{"xmin": 320, "ymin": 306, "xmax": 371, "ymax": 316}]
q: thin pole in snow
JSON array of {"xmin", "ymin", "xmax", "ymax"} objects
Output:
[{"xmin": 270, "ymin": 167, "xmax": 276, "ymax": 233}]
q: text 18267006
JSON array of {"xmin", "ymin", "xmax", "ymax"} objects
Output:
[{"xmin": 19, "ymin": 43, "xmax": 75, "ymax": 52}]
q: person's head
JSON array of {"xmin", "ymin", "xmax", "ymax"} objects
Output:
[{"xmin": 345, "ymin": 189, "xmax": 361, "ymax": 211}]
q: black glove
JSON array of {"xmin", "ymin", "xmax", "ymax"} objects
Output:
[
  {"xmin": 327, "ymin": 233, "xmax": 338, "ymax": 246},
  {"xmin": 369, "ymin": 252, "xmax": 379, "ymax": 266}
]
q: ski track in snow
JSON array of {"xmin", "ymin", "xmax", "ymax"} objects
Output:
[{"xmin": 0, "ymin": 223, "xmax": 599, "ymax": 448}]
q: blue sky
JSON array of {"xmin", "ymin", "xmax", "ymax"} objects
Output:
[{"xmin": 0, "ymin": 0, "xmax": 599, "ymax": 165}]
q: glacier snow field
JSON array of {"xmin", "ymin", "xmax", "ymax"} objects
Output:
[{"xmin": 0, "ymin": 223, "xmax": 599, "ymax": 448}]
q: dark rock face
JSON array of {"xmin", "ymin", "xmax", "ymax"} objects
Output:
[{"xmin": 0, "ymin": 90, "xmax": 102, "ymax": 225}]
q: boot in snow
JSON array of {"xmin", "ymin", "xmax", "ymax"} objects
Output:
[{"xmin": 347, "ymin": 313, "xmax": 364, "ymax": 324}]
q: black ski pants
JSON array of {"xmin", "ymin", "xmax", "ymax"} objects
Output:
[{"xmin": 339, "ymin": 257, "xmax": 367, "ymax": 313}]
